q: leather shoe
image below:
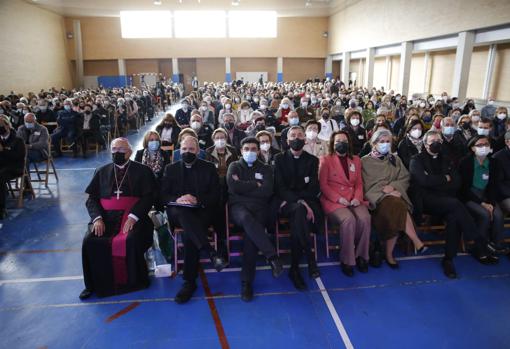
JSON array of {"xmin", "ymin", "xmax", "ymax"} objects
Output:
[
  {"xmin": 79, "ymin": 289, "xmax": 93, "ymax": 300},
  {"xmin": 268, "ymin": 256, "xmax": 284, "ymax": 278},
  {"xmin": 356, "ymin": 257, "xmax": 368, "ymax": 273},
  {"xmin": 288, "ymin": 268, "xmax": 307, "ymax": 291},
  {"xmin": 441, "ymin": 258, "xmax": 457, "ymax": 279},
  {"xmin": 175, "ymin": 281, "xmax": 197, "ymax": 304},
  {"xmin": 385, "ymin": 257, "xmax": 399, "ymax": 269},
  {"xmin": 341, "ymin": 263, "xmax": 354, "ymax": 277},
  {"xmin": 369, "ymin": 247, "xmax": 383, "ymax": 268},
  {"xmin": 308, "ymin": 258, "xmax": 320, "ymax": 279},
  {"xmin": 210, "ymin": 252, "xmax": 229, "ymax": 272},
  {"xmin": 241, "ymin": 281, "xmax": 253, "ymax": 302}
]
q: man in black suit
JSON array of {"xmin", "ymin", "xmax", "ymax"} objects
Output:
[
  {"xmin": 162, "ymin": 135, "xmax": 228, "ymax": 304},
  {"xmin": 274, "ymin": 126, "xmax": 321, "ymax": 290},
  {"xmin": 0, "ymin": 116, "xmax": 26, "ymax": 219}
]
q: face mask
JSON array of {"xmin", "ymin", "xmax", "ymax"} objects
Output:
[
  {"xmin": 191, "ymin": 121, "xmax": 201, "ymax": 130},
  {"xmin": 471, "ymin": 115, "xmax": 481, "ymax": 123},
  {"xmin": 225, "ymin": 104, "xmax": 231, "ymax": 109},
  {"xmin": 322, "ymin": 113, "xmax": 329, "ymax": 120},
  {"xmin": 260, "ymin": 143, "xmax": 271, "ymax": 152},
  {"xmin": 40, "ymin": 106, "xmax": 47, "ymax": 112},
  {"xmin": 255, "ymin": 124, "xmax": 265, "ymax": 131},
  {"xmin": 423, "ymin": 115, "xmax": 432, "ymax": 123},
  {"xmin": 214, "ymin": 139, "xmax": 226, "ymax": 148},
  {"xmin": 475, "ymin": 146, "xmax": 491, "ymax": 157},
  {"xmin": 84, "ymin": 110, "xmax": 91, "ymax": 115},
  {"xmin": 335, "ymin": 142, "xmax": 349, "ymax": 155},
  {"xmin": 461, "ymin": 122, "xmax": 471, "ymax": 130},
  {"xmin": 289, "ymin": 138, "xmax": 305, "ymax": 151},
  {"xmin": 429, "ymin": 141, "xmax": 442, "ymax": 154},
  {"xmin": 260, "ymin": 104, "xmax": 267, "ymax": 110},
  {"xmin": 282, "ymin": 103, "xmax": 289, "ymax": 109},
  {"xmin": 477, "ymin": 128, "xmax": 490, "ymax": 136},
  {"xmin": 148, "ymin": 140, "xmax": 160, "ymax": 151},
  {"xmin": 182, "ymin": 151, "xmax": 197, "ymax": 164},
  {"xmin": 242, "ymin": 151, "xmax": 257, "ymax": 164},
  {"xmin": 442, "ymin": 96, "xmax": 448, "ymax": 102},
  {"xmin": 306, "ymin": 130, "xmax": 318, "ymax": 140},
  {"xmin": 419, "ymin": 102, "xmax": 426, "ymax": 108},
  {"xmin": 377, "ymin": 142, "xmax": 391, "ymax": 155},
  {"xmin": 288, "ymin": 118, "xmax": 299, "ymax": 126},
  {"xmin": 302, "ymin": 102, "xmax": 308, "ymax": 107},
  {"xmin": 112, "ymin": 152, "xmax": 127, "ymax": 165},
  {"xmin": 443, "ymin": 126, "xmax": 455, "ymax": 136},
  {"xmin": 497, "ymin": 113, "xmax": 507, "ymax": 120},
  {"xmin": 410, "ymin": 129, "xmax": 422, "ymax": 139},
  {"xmin": 253, "ymin": 97, "xmax": 259, "ymax": 102},
  {"xmin": 25, "ymin": 122, "xmax": 35, "ymax": 129},
  {"xmin": 201, "ymin": 106, "xmax": 208, "ymax": 112},
  {"xmin": 182, "ymin": 105, "xmax": 189, "ymax": 111},
  {"xmin": 64, "ymin": 105, "xmax": 71, "ymax": 111},
  {"xmin": 488, "ymin": 100, "xmax": 494, "ymax": 105},
  {"xmin": 224, "ymin": 122, "xmax": 234, "ymax": 130},
  {"xmin": 350, "ymin": 118, "xmax": 360, "ymax": 127}
]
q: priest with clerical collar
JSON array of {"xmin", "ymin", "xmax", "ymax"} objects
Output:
[{"xmin": 80, "ymin": 137, "xmax": 157, "ymax": 300}]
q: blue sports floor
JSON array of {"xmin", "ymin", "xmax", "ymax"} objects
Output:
[{"xmin": 1, "ymin": 105, "xmax": 510, "ymax": 349}]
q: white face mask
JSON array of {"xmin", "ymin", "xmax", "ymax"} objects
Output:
[
  {"xmin": 306, "ymin": 130, "xmax": 318, "ymax": 140},
  {"xmin": 410, "ymin": 129, "xmax": 422, "ymax": 139},
  {"xmin": 260, "ymin": 104, "xmax": 267, "ymax": 110},
  {"xmin": 377, "ymin": 142, "xmax": 391, "ymax": 155},
  {"xmin": 475, "ymin": 146, "xmax": 491, "ymax": 157},
  {"xmin": 301, "ymin": 102, "xmax": 308, "ymax": 107},
  {"xmin": 488, "ymin": 100, "xmax": 495, "ymax": 105},
  {"xmin": 260, "ymin": 142, "xmax": 271, "ymax": 151},
  {"xmin": 191, "ymin": 121, "xmax": 201, "ymax": 130},
  {"xmin": 471, "ymin": 115, "xmax": 481, "ymax": 123},
  {"xmin": 350, "ymin": 118, "xmax": 360, "ymax": 127},
  {"xmin": 225, "ymin": 104, "xmax": 231, "ymax": 109},
  {"xmin": 214, "ymin": 139, "xmax": 226, "ymax": 148},
  {"xmin": 282, "ymin": 103, "xmax": 289, "ymax": 109},
  {"xmin": 419, "ymin": 102, "xmax": 426, "ymax": 108},
  {"xmin": 477, "ymin": 127, "xmax": 490, "ymax": 136},
  {"xmin": 497, "ymin": 113, "xmax": 507, "ymax": 120},
  {"xmin": 201, "ymin": 106, "xmax": 208, "ymax": 112}
]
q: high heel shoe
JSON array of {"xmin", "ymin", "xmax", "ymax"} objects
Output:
[
  {"xmin": 385, "ymin": 257, "xmax": 399, "ymax": 269},
  {"xmin": 415, "ymin": 245, "xmax": 428, "ymax": 255}
]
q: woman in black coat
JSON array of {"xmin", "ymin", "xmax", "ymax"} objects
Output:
[
  {"xmin": 155, "ymin": 113, "xmax": 181, "ymax": 147},
  {"xmin": 397, "ymin": 119, "xmax": 424, "ymax": 169}
]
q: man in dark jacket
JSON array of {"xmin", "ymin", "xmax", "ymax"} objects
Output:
[
  {"xmin": 0, "ymin": 116, "xmax": 26, "ymax": 219},
  {"xmin": 161, "ymin": 136, "xmax": 228, "ymax": 304},
  {"xmin": 16, "ymin": 113, "xmax": 49, "ymax": 163},
  {"xmin": 409, "ymin": 130, "xmax": 494, "ymax": 279},
  {"xmin": 227, "ymin": 137, "xmax": 283, "ymax": 302},
  {"xmin": 493, "ymin": 131, "xmax": 510, "ymax": 216},
  {"xmin": 274, "ymin": 126, "xmax": 321, "ymax": 290},
  {"xmin": 51, "ymin": 99, "xmax": 81, "ymax": 157}
]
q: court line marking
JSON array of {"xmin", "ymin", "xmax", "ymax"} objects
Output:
[
  {"xmin": 0, "ymin": 272, "xmax": 508, "ymax": 313},
  {"xmin": 315, "ymin": 277, "xmax": 354, "ymax": 349},
  {"xmin": 0, "ymin": 254, "xmax": 461, "ymax": 285},
  {"xmin": 54, "ymin": 168, "xmax": 97, "ymax": 171}
]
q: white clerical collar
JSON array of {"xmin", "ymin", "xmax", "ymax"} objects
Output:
[
  {"xmin": 1, "ymin": 132, "xmax": 10, "ymax": 141},
  {"xmin": 115, "ymin": 160, "xmax": 130, "ymax": 169}
]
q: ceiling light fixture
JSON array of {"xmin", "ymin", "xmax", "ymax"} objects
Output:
[
  {"xmin": 232, "ymin": 0, "xmax": 240, "ymax": 6},
  {"xmin": 153, "ymin": 0, "xmax": 162, "ymax": 5},
  {"xmin": 305, "ymin": 1, "xmax": 312, "ymax": 8}
]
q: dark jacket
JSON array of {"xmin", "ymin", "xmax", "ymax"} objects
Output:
[
  {"xmin": 155, "ymin": 124, "xmax": 181, "ymax": 146},
  {"xmin": 0, "ymin": 130, "xmax": 26, "ymax": 175},
  {"xmin": 161, "ymin": 158, "xmax": 220, "ymax": 210},
  {"xmin": 344, "ymin": 125, "xmax": 367, "ymax": 155},
  {"xmin": 458, "ymin": 154, "xmax": 498, "ymax": 205},
  {"xmin": 493, "ymin": 147, "xmax": 510, "ymax": 201},
  {"xmin": 258, "ymin": 146, "xmax": 280, "ymax": 166},
  {"xmin": 397, "ymin": 136, "xmax": 421, "ymax": 169},
  {"xmin": 16, "ymin": 123, "xmax": 49, "ymax": 159},
  {"xmin": 442, "ymin": 134, "xmax": 467, "ymax": 166},
  {"xmin": 226, "ymin": 127, "xmax": 246, "ymax": 151},
  {"xmin": 226, "ymin": 159, "xmax": 273, "ymax": 210}
]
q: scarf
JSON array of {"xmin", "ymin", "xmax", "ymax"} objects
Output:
[
  {"xmin": 142, "ymin": 148, "xmax": 163, "ymax": 175},
  {"xmin": 407, "ymin": 135, "xmax": 423, "ymax": 152},
  {"xmin": 369, "ymin": 147, "xmax": 397, "ymax": 166}
]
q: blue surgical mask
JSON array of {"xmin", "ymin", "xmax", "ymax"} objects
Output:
[
  {"xmin": 148, "ymin": 140, "xmax": 160, "ymax": 151},
  {"xmin": 477, "ymin": 128, "xmax": 490, "ymax": 136},
  {"xmin": 242, "ymin": 151, "xmax": 257, "ymax": 165},
  {"xmin": 25, "ymin": 122, "xmax": 35, "ymax": 129},
  {"xmin": 443, "ymin": 126, "xmax": 455, "ymax": 136},
  {"xmin": 377, "ymin": 142, "xmax": 391, "ymax": 155},
  {"xmin": 64, "ymin": 105, "xmax": 71, "ymax": 111},
  {"xmin": 288, "ymin": 118, "xmax": 299, "ymax": 126}
]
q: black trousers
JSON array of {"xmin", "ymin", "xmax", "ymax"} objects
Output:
[
  {"xmin": 167, "ymin": 207, "xmax": 213, "ymax": 283},
  {"xmin": 0, "ymin": 168, "xmax": 22, "ymax": 212},
  {"xmin": 421, "ymin": 194, "xmax": 478, "ymax": 259},
  {"xmin": 280, "ymin": 202, "xmax": 313, "ymax": 269},
  {"xmin": 229, "ymin": 204, "xmax": 276, "ymax": 283}
]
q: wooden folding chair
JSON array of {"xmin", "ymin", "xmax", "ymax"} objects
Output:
[
  {"xmin": 275, "ymin": 217, "xmax": 318, "ymax": 261},
  {"xmin": 7, "ymin": 155, "xmax": 36, "ymax": 208},
  {"xmin": 29, "ymin": 140, "xmax": 59, "ymax": 186}
]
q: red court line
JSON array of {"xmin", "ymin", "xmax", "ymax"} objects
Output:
[
  {"xmin": 0, "ymin": 248, "xmax": 80, "ymax": 255},
  {"xmin": 199, "ymin": 268, "xmax": 230, "ymax": 349},
  {"xmin": 105, "ymin": 302, "xmax": 140, "ymax": 323}
]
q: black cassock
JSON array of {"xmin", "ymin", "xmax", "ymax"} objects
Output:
[{"xmin": 82, "ymin": 161, "xmax": 157, "ymax": 297}]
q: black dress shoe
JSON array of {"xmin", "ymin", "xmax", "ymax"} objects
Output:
[
  {"xmin": 241, "ymin": 281, "xmax": 253, "ymax": 302},
  {"xmin": 441, "ymin": 258, "xmax": 457, "ymax": 279},
  {"xmin": 79, "ymin": 289, "xmax": 93, "ymax": 300},
  {"xmin": 0, "ymin": 209, "xmax": 6, "ymax": 220},
  {"xmin": 175, "ymin": 281, "xmax": 197, "ymax": 304},
  {"xmin": 268, "ymin": 256, "xmax": 284, "ymax": 278},
  {"xmin": 210, "ymin": 252, "xmax": 229, "ymax": 272},
  {"xmin": 288, "ymin": 268, "xmax": 307, "ymax": 291},
  {"xmin": 473, "ymin": 250, "xmax": 498, "ymax": 265},
  {"xmin": 341, "ymin": 263, "xmax": 354, "ymax": 277},
  {"xmin": 356, "ymin": 257, "xmax": 368, "ymax": 273},
  {"xmin": 369, "ymin": 248, "xmax": 383, "ymax": 268},
  {"xmin": 308, "ymin": 259, "xmax": 321, "ymax": 279},
  {"xmin": 385, "ymin": 257, "xmax": 399, "ymax": 269}
]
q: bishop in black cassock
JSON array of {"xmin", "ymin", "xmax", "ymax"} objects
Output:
[{"xmin": 80, "ymin": 138, "xmax": 157, "ymax": 299}]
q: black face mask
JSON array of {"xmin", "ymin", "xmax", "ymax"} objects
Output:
[
  {"xmin": 0, "ymin": 126, "xmax": 7, "ymax": 135},
  {"xmin": 224, "ymin": 122, "xmax": 234, "ymax": 130},
  {"xmin": 164, "ymin": 122, "xmax": 172, "ymax": 128},
  {"xmin": 112, "ymin": 152, "xmax": 127, "ymax": 165},
  {"xmin": 182, "ymin": 152, "xmax": 197, "ymax": 164},
  {"xmin": 335, "ymin": 142, "xmax": 349, "ymax": 155},
  {"xmin": 322, "ymin": 113, "xmax": 330, "ymax": 119},
  {"xmin": 429, "ymin": 141, "xmax": 442, "ymax": 154},
  {"xmin": 289, "ymin": 138, "xmax": 305, "ymax": 151},
  {"xmin": 255, "ymin": 124, "xmax": 265, "ymax": 131},
  {"xmin": 461, "ymin": 122, "xmax": 471, "ymax": 130}
]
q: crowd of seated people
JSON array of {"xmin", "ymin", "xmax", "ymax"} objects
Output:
[{"xmin": 2, "ymin": 79, "xmax": 510, "ymax": 303}]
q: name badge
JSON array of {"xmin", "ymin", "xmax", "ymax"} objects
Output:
[
  {"xmin": 482, "ymin": 173, "xmax": 489, "ymax": 181},
  {"xmin": 358, "ymin": 135, "xmax": 365, "ymax": 140},
  {"xmin": 199, "ymin": 140, "xmax": 205, "ymax": 145},
  {"xmin": 349, "ymin": 163, "xmax": 356, "ymax": 172},
  {"xmin": 34, "ymin": 131, "xmax": 41, "ymax": 136},
  {"xmin": 255, "ymin": 173, "xmax": 263, "ymax": 180},
  {"xmin": 304, "ymin": 176, "xmax": 310, "ymax": 183}
]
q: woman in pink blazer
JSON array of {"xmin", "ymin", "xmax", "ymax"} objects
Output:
[{"xmin": 319, "ymin": 130, "xmax": 371, "ymax": 277}]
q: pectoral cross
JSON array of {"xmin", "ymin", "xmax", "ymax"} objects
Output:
[{"xmin": 114, "ymin": 189, "xmax": 123, "ymax": 200}]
